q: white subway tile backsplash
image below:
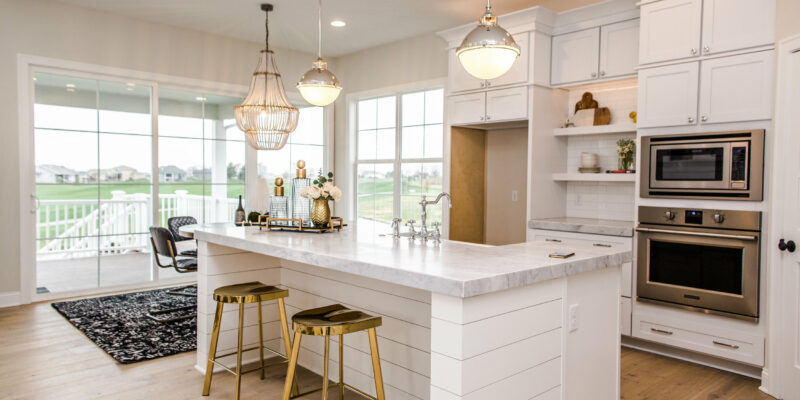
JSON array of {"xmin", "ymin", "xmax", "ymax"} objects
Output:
[{"xmin": 566, "ymin": 182, "xmax": 634, "ymax": 221}]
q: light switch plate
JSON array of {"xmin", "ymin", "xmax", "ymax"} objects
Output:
[{"xmin": 511, "ymin": 190, "xmax": 519, "ymax": 202}]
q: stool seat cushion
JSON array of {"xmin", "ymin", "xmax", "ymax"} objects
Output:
[
  {"xmin": 176, "ymin": 258, "xmax": 198, "ymax": 272},
  {"xmin": 292, "ymin": 304, "xmax": 382, "ymax": 336},
  {"xmin": 212, "ymin": 282, "xmax": 288, "ymax": 304}
]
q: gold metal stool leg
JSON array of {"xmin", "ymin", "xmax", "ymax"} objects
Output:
[
  {"xmin": 258, "ymin": 300, "xmax": 265, "ymax": 380},
  {"xmin": 322, "ymin": 335, "xmax": 330, "ymax": 400},
  {"xmin": 367, "ymin": 328, "xmax": 386, "ymax": 400},
  {"xmin": 278, "ymin": 298, "xmax": 299, "ymax": 396},
  {"xmin": 234, "ymin": 303, "xmax": 245, "ymax": 400},
  {"xmin": 338, "ymin": 334, "xmax": 344, "ymax": 399},
  {"xmin": 202, "ymin": 302, "xmax": 224, "ymax": 396},
  {"xmin": 282, "ymin": 333, "xmax": 303, "ymax": 400}
]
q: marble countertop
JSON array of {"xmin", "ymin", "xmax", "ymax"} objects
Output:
[
  {"xmin": 528, "ymin": 217, "xmax": 635, "ymax": 237},
  {"xmin": 194, "ymin": 223, "xmax": 631, "ymax": 298}
]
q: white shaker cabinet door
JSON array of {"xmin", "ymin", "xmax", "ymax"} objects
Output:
[
  {"xmin": 448, "ymin": 49, "xmax": 486, "ymax": 93},
  {"xmin": 600, "ymin": 19, "xmax": 640, "ymax": 79},
  {"xmin": 448, "ymin": 92, "xmax": 486, "ymax": 126},
  {"xmin": 551, "ymin": 27, "xmax": 600, "ymax": 85},
  {"xmin": 701, "ymin": 0, "xmax": 775, "ymax": 55},
  {"xmin": 639, "ymin": 0, "xmax": 702, "ymax": 65},
  {"xmin": 487, "ymin": 33, "xmax": 530, "ymax": 88},
  {"xmin": 637, "ymin": 62, "xmax": 700, "ymax": 128},
  {"xmin": 698, "ymin": 51, "xmax": 775, "ymax": 124},
  {"xmin": 485, "ymin": 86, "xmax": 528, "ymax": 122}
]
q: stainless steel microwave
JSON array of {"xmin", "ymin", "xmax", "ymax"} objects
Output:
[{"xmin": 640, "ymin": 130, "xmax": 765, "ymax": 200}]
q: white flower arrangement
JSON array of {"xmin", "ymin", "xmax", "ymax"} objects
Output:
[{"xmin": 300, "ymin": 170, "xmax": 342, "ymax": 201}]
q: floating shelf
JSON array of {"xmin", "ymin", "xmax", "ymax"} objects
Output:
[
  {"xmin": 552, "ymin": 173, "xmax": 636, "ymax": 182},
  {"xmin": 553, "ymin": 123, "xmax": 637, "ymax": 137}
]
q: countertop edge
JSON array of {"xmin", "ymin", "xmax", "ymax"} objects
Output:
[{"xmin": 527, "ymin": 219, "xmax": 634, "ymax": 237}]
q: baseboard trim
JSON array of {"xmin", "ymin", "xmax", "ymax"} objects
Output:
[
  {"xmin": 621, "ymin": 335, "xmax": 763, "ymax": 379},
  {"xmin": 0, "ymin": 291, "xmax": 21, "ymax": 308}
]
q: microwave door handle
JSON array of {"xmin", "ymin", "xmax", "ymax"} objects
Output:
[{"xmin": 635, "ymin": 227, "xmax": 758, "ymax": 241}]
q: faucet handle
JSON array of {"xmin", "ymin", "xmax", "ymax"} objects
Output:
[
  {"xmin": 406, "ymin": 219, "xmax": 416, "ymax": 230},
  {"xmin": 432, "ymin": 222, "xmax": 442, "ymax": 242}
]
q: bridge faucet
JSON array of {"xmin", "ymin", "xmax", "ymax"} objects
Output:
[{"xmin": 419, "ymin": 192, "xmax": 452, "ymax": 239}]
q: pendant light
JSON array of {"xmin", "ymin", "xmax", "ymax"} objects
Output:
[
  {"xmin": 456, "ymin": 0, "xmax": 520, "ymax": 80},
  {"xmin": 297, "ymin": 0, "xmax": 342, "ymax": 106},
  {"xmin": 235, "ymin": 4, "xmax": 299, "ymax": 151}
]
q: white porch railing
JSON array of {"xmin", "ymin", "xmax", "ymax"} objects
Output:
[{"xmin": 37, "ymin": 190, "xmax": 239, "ymax": 259}]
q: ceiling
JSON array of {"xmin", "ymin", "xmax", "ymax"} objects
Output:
[{"xmin": 54, "ymin": 0, "xmax": 574, "ymax": 57}]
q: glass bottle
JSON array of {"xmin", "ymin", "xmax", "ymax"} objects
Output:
[
  {"xmin": 235, "ymin": 195, "xmax": 246, "ymax": 226},
  {"xmin": 269, "ymin": 177, "xmax": 289, "ymax": 227},
  {"xmin": 291, "ymin": 160, "xmax": 313, "ymax": 227}
]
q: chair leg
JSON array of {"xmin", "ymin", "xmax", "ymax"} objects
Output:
[
  {"xmin": 282, "ymin": 333, "xmax": 303, "ymax": 400},
  {"xmin": 202, "ymin": 302, "xmax": 224, "ymax": 396},
  {"xmin": 234, "ymin": 303, "xmax": 245, "ymax": 400},
  {"xmin": 277, "ymin": 298, "xmax": 299, "ymax": 396},
  {"xmin": 258, "ymin": 301, "xmax": 265, "ymax": 380},
  {"xmin": 338, "ymin": 334, "xmax": 344, "ymax": 399},
  {"xmin": 322, "ymin": 335, "xmax": 330, "ymax": 400},
  {"xmin": 367, "ymin": 328, "xmax": 386, "ymax": 400}
]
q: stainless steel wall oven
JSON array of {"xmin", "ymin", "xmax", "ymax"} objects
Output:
[{"xmin": 636, "ymin": 206, "xmax": 761, "ymax": 321}]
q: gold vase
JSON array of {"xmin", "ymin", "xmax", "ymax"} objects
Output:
[{"xmin": 310, "ymin": 198, "xmax": 331, "ymax": 227}]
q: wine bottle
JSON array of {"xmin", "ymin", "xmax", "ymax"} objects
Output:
[{"xmin": 235, "ymin": 195, "xmax": 246, "ymax": 226}]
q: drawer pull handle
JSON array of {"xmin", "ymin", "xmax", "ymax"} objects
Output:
[
  {"xmin": 593, "ymin": 243, "xmax": 612, "ymax": 247},
  {"xmin": 545, "ymin": 238, "xmax": 562, "ymax": 243},
  {"xmin": 650, "ymin": 328, "xmax": 673, "ymax": 335},
  {"xmin": 713, "ymin": 340, "xmax": 740, "ymax": 350}
]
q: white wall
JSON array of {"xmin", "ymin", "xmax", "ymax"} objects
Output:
[
  {"xmin": 0, "ymin": 0, "xmax": 320, "ymax": 295},
  {"xmin": 776, "ymin": 0, "xmax": 800, "ymax": 40}
]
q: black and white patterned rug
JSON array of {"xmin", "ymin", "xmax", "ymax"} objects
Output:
[{"xmin": 51, "ymin": 286, "xmax": 197, "ymax": 364}]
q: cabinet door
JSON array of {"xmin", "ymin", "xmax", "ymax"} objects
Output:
[
  {"xmin": 600, "ymin": 19, "xmax": 640, "ymax": 79},
  {"xmin": 701, "ymin": 0, "xmax": 775, "ymax": 55},
  {"xmin": 551, "ymin": 27, "xmax": 600, "ymax": 85},
  {"xmin": 487, "ymin": 33, "xmax": 530, "ymax": 88},
  {"xmin": 485, "ymin": 86, "xmax": 527, "ymax": 122},
  {"xmin": 639, "ymin": 0, "xmax": 702, "ymax": 64},
  {"xmin": 448, "ymin": 49, "xmax": 486, "ymax": 93},
  {"xmin": 698, "ymin": 51, "xmax": 774, "ymax": 124},
  {"xmin": 448, "ymin": 92, "xmax": 486, "ymax": 125},
  {"xmin": 637, "ymin": 62, "xmax": 699, "ymax": 128}
]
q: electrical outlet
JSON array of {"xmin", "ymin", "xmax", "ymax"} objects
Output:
[
  {"xmin": 511, "ymin": 190, "xmax": 519, "ymax": 202},
  {"xmin": 569, "ymin": 304, "xmax": 579, "ymax": 332}
]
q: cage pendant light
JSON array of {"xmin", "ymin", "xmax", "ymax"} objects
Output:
[
  {"xmin": 297, "ymin": 0, "xmax": 342, "ymax": 106},
  {"xmin": 235, "ymin": 3, "xmax": 299, "ymax": 151},
  {"xmin": 456, "ymin": 0, "xmax": 520, "ymax": 80}
]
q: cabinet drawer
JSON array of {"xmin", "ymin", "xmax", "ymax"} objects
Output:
[
  {"xmin": 529, "ymin": 229, "xmax": 631, "ymax": 248},
  {"xmin": 620, "ymin": 297, "xmax": 632, "ymax": 336},
  {"xmin": 633, "ymin": 313, "xmax": 764, "ymax": 365},
  {"xmin": 486, "ymin": 86, "xmax": 527, "ymax": 122},
  {"xmin": 448, "ymin": 92, "xmax": 486, "ymax": 125}
]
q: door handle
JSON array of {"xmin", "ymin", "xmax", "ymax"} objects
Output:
[
  {"xmin": 636, "ymin": 227, "xmax": 758, "ymax": 241},
  {"xmin": 778, "ymin": 239, "xmax": 796, "ymax": 252}
]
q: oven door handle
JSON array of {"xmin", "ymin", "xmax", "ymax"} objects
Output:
[{"xmin": 635, "ymin": 227, "xmax": 758, "ymax": 241}]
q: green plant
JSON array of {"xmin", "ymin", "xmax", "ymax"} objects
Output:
[{"xmin": 247, "ymin": 211, "xmax": 262, "ymax": 223}]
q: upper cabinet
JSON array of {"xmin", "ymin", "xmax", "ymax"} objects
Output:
[
  {"xmin": 701, "ymin": 0, "xmax": 775, "ymax": 55},
  {"xmin": 551, "ymin": 20, "xmax": 639, "ymax": 86},
  {"xmin": 637, "ymin": 62, "xmax": 699, "ymax": 128},
  {"xmin": 639, "ymin": 0, "xmax": 702, "ymax": 65},
  {"xmin": 640, "ymin": 0, "xmax": 775, "ymax": 65},
  {"xmin": 448, "ymin": 33, "xmax": 529, "ymax": 93}
]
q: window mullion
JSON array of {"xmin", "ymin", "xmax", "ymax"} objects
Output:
[{"xmin": 394, "ymin": 94, "xmax": 402, "ymax": 220}]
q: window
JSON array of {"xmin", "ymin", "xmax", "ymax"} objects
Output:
[
  {"xmin": 257, "ymin": 106, "xmax": 325, "ymax": 203},
  {"xmin": 355, "ymin": 88, "xmax": 444, "ymax": 231}
]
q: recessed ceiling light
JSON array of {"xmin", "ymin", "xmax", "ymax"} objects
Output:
[
  {"xmin": 126, "ymin": 82, "xmax": 136, "ymax": 87},
  {"xmin": 195, "ymin": 96, "xmax": 207, "ymax": 101},
  {"xmin": 65, "ymin": 83, "xmax": 75, "ymax": 88},
  {"xmin": 66, "ymin": 88, "xmax": 75, "ymax": 92},
  {"xmin": 330, "ymin": 20, "xmax": 346, "ymax": 27}
]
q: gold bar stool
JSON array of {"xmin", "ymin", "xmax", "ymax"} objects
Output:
[
  {"xmin": 202, "ymin": 281, "xmax": 298, "ymax": 400},
  {"xmin": 282, "ymin": 304, "xmax": 385, "ymax": 400}
]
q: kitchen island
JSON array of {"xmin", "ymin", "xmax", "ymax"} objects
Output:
[{"xmin": 193, "ymin": 223, "xmax": 631, "ymax": 400}]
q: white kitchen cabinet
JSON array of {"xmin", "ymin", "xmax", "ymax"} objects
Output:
[
  {"xmin": 620, "ymin": 297, "xmax": 632, "ymax": 336},
  {"xmin": 637, "ymin": 62, "xmax": 699, "ymax": 128},
  {"xmin": 485, "ymin": 86, "xmax": 528, "ymax": 122},
  {"xmin": 701, "ymin": 0, "xmax": 775, "ymax": 56},
  {"xmin": 698, "ymin": 51, "xmax": 775, "ymax": 124},
  {"xmin": 448, "ymin": 49, "xmax": 486, "ymax": 93},
  {"xmin": 448, "ymin": 33, "xmax": 529, "ymax": 93},
  {"xmin": 448, "ymin": 92, "xmax": 485, "ymax": 125},
  {"xmin": 600, "ymin": 19, "xmax": 640, "ymax": 79},
  {"xmin": 551, "ymin": 27, "xmax": 600, "ymax": 85},
  {"xmin": 639, "ymin": 0, "xmax": 702, "ymax": 65}
]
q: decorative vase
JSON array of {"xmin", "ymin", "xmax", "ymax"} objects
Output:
[
  {"xmin": 310, "ymin": 198, "xmax": 331, "ymax": 227},
  {"xmin": 619, "ymin": 153, "xmax": 634, "ymax": 171}
]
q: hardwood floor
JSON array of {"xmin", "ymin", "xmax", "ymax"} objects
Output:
[{"xmin": 0, "ymin": 302, "xmax": 776, "ymax": 400}]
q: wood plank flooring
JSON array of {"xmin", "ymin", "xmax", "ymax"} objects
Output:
[{"xmin": 0, "ymin": 302, "xmax": 775, "ymax": 400}]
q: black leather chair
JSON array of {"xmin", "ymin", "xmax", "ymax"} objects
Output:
[
  {"xmin": 148, "ymin": 226, "xmax": 197, "ymax": 322},
  {"xmin": 167, "ymin": 216, "xmax": 198, "ymax": 257}
]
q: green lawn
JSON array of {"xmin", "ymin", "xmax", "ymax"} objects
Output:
[{"xmin": 36, "ymin": 179, "xmax": 245, "ymax": 200}]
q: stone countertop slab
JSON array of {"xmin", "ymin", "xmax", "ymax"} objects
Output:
[{"xmin": 528, "ymin": 217, "xmax": 635, "ymax": 237}]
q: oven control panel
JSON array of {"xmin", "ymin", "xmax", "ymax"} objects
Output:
[
  {"xmin": 638, "ymin": 206, "xmax": 761, "ymax": 231},
  {"xmin": 685, "ymin": 210, "xmax": 703, "ymax": 224}
]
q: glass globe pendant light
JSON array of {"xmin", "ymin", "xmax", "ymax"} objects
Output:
[
  {"xmin": 235, "ymin": 4, "xmax": 299, "ymax": 150},
  {"xmin": 456, "ymin": 0, "xmax": 520, "ymax": 80},
  {"xmin": 297, "ymin": 0, "xmax": 342, "ymax": 106}
]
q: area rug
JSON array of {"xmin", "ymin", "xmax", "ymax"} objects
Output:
[{"xmin": 51, "ymin": 286, "xmax": 197, "ymax": 364}]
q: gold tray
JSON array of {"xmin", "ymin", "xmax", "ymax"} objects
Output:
[{"xmin": 257, "ymin": 215, "xmax": 344, "ymax": 233}]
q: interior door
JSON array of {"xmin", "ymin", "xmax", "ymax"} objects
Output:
[{"xmin": 773, "ymin": 35, "xmax": 800, "ymax": 400}]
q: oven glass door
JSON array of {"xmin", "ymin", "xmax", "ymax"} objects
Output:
[
  {"xmin": 648, "ymin": 241, "xmax": 743, "ymax": 295},
  {"xmin": 650, "ymin": 143, "xmax": 731, "ymax": 189}
]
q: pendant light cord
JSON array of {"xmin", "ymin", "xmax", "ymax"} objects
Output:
[
  {"xmin": 317, "ymin": 0, "xmax": 322, "ymax": 59},
  {"xmin": 265, "ymin": 9, "xmax": 270, "ymax": 52}
]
